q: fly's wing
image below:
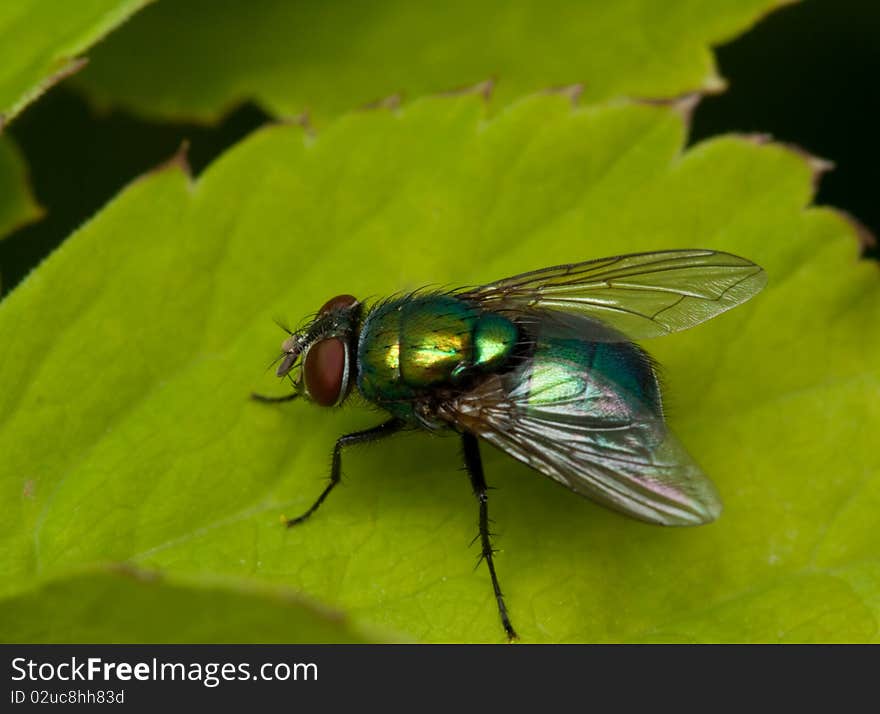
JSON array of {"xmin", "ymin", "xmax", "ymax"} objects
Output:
[
  {"xmin": 440, "ymin": 377, "xmax": 721, "ymax": 526},
  {"xmin": 437, "ymin": 328, "xmax": 721, "ymax": 526},
  {"xmin": 456, "ymin": 249, "xmax": 766, "ymax": 339}
]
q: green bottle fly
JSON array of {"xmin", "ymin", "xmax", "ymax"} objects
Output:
[{"xmin": 254, "ymin": 249, "xmax": 767, "ymax": 641}]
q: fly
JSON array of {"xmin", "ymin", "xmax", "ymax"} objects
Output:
[{"xmin": 252, "ymin": 249, "xmax": 767, "ymax": 641}]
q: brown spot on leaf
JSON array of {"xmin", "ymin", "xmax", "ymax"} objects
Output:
[
  {"xmin": 132, "ymin": 140, "xmax": 192, "ymax": 189},
  {"xmin": 2, "ymin": 57, "xmax": 90, "ymax": 131},
  {"xmin": 832, "ymin": 209, "xmax": 878, "ymax": 258},
  {"xmin": 359, "ymin": 93, "xmax": 403, "ymax": 112},
  {"xmin": 732, "ymin": 135, "xmax": 835, "ymax": 195},
  {"xmin": 735, "ymin": 132, "xmax": 774, "ymax": 145},
  {"xmin": 161, "ymin": 139, "xmax": 192, "ymax": 178},
  {"xmin": 435, "ymin": 78, "xmax": 495, "ymax": 101},
  {"xmin": 540, "ymin": 84, "xmax": 585, "ymax": 106},
  {"xmin": 285, "ymin": 111, "xmax": 313, "ymax": 130},
  {"xmin": 750, "ymin": 139, "xmax": 835, "ymax": 193},
  {"xmin": 782, "ymin": 143, "xmax": 834, "ymax": 193},
  {"xmin": 635, "ymin": 93, "xmax": 704, "ymax": 130}
]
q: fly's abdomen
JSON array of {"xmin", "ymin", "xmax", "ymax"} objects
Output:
[
  {"xmin": 357, "ymin": 295, "xmax": 518, "ymax": 411},
  {"xmin": 523, "ymin": 336, "xmax": 662, "ymax": 425}
]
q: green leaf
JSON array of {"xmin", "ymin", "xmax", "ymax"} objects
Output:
[
  {"xmin": 0, "ymin": 565, "xmax": 382, "ymax": 643},
  {"xmin": 73, "ymin": 0, "xmax": 785, "ymax": 124},
  {"xmin": 1, "ymin": 93, "xmax": 876, "ymax": 642},
  {"xmin": 0, "ymin": 0, "xmax": 151, "ymax": 260},
  {"xmin": 0, "ymin": 135, "xmax": 41, "ymax": 241},
  {"xmin": 0, "ymin": 0, "xmax": 151, "ymax": 125}
]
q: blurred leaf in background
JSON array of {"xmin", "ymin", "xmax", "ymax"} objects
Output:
[
  {"xmin": 0, "ymin": 0, "xmax": 149, "ymax": 123},
  {"xmin": 1, "ymin": 0, "xmax": 784, "ymax": 296},
  {"xmin": 0, "ymin": 0, "xmax": 152, "ymax": 270},
  {"xmin": 5, "ymin": 0, "xmax": 879, "ymax": 296},
  {"xmin": 0, "ymin": 89, "xmax": 269, "ymax": 294},
  {"xmin": 73, "ymin": 0, "xmax": 785, "ymax": 124},
  {"xmin": 1, "ymin": 91, "xmax": 876, "ymax": 642},
  {"xmin": 0, "ymin": 135, "xmax": 41, "ymax": 242},
  {"xmin": 691, "ymin": 0, "xmax": 880, "ymax": 258}
]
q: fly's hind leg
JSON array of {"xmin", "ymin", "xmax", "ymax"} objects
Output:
[
  {"xmin": 284, "ymin": 417, "xmax": 405, "ymax": 527},
  {"xmin": 461, "ymin": 431, "xmax": 518, "ymax": 642}
]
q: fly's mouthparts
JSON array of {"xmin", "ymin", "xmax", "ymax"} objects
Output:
[{"xmin": 276, "ymin": 350, "xmax": 301, "ymax": 377}]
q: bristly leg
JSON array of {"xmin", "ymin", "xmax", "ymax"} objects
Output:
[
  {"xmin": 462, "ymin": 431, "xmax": 517, "ymax": 642},
  {"xmin": 251, "ymin": 371, "xmax": 302, "ymax": 402},
  {"xmin": 285, "ymin": 417, "xmax": 405, "ymax": 527},
  {"xmin": 251, "ymin": 391, "xmax": 299, "ymax": 403}
]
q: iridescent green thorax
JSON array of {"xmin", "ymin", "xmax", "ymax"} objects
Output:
[{"xmin": 357, "ymin": 295, "xmax": 519, "ymax": 418}]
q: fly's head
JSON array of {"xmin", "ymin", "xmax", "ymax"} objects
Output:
[{"xmin": 275, "ymin": 294, "xmax": 361, "ymax": 407}]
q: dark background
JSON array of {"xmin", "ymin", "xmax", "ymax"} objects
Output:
[{"xmin": 1, "ymin": 0, "xmax": 877, "ymax": 295}]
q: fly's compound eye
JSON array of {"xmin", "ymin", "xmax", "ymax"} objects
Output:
[
  {"xmin": 303, "ymin": 338, "xmax": 351, "ymax": 406},
  {"xmin": 319, "ymin": 294, "xmax": 358, "ymax": 315}
]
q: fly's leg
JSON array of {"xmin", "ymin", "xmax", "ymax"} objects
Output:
[
  {"xmin": 462, "ymin": 431, "xmax": 518, "ymax": 642},
  {"xmin": 251, "ymin": 392, "xmax": 299, "ymax": 403},
  {"xmin": 251, "ymin": 372, "xmax": 302, "ymax": 403},
  {"xmin": 285, "ymin": 418, "xmax": 405, "ymax": 527}
]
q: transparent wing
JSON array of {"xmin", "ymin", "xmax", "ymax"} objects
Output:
[
  {"xmin": 438, "ymin": 372, "xmax": 721, "ymax": 527},
  {"xmin": 457, "ymin": 249, "xmax": 766, "ymax": 339}
]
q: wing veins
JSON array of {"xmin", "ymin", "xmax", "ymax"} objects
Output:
[{"xmin": 485, "ymin": 250, "xmax": 721, "ymax": 290}]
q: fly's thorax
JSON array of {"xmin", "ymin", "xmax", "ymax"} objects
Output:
[
  {"xmin": 472, "ymin": 312, "xmax": 519, "ymax": 371},
  {"xmin": 356, "ymin": 295, "xmax": 519, "ymax": 411}
]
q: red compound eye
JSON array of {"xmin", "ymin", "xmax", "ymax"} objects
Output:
[
  {"xmin": 303, "ymin": 338, "xmax": 348, "ymax": 406},
  {"xmin": 319, "ymin": 294, "xmax": 358, "ymax": 315}
]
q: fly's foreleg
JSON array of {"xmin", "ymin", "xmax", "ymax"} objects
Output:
[
  {"xmin": 461, "ymin": 431, "xmax": 517, "ymax": 642},
  {"xmin": 284, "ymin": 417, "xmax": 405, "ymax": 527},
  {"xmin": 251, "ymin": 392, "xmax": 299, "ymax": 403}
]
